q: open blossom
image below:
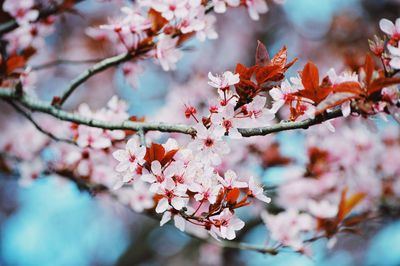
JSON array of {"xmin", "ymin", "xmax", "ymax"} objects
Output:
[
  {"xmin": 211, "ymin": 104, "xmax": 242, "ymax": 139},
  {"xmin": 160, "ymin": 209, "xmax": 187, "ymax": 232},
  {"xmin": 156, "ymin": 35, "xmax": 183, "ymax": 71},
  {"xmin": 240, "ymin": 96, "xmax": 275, "ymax": 127},
  {"xmin": 118, "ymin": 180, "xmax": 155, "ymax": 212},
  {"xmin": 247, "ymin": 176, "xmax": 271, "ymax": 203},
  {"xmin": 212, "ymin": 0, "xmax": 240, "ymax": 14},
  {"xmin": 379, "ymin": 18, "xmax": 400, "ymax": 39},
  {"xmin": 149, "ymin": 0, "xmax": 189, "ymax": 20},
  {"xmin": 262, "ymin": 209, "xmax": 315, "ymax": 251},
  {"xmin": 307, "ymin": 200, "xmax": 338, "ymax": 219},
  {"xmin": 112, "ymin": 137, "xmax": 146, "ymax": 173},
  {"xmin": 245, "ymin": 0, "xmax": 269, "ymax": 21},
  {"xmin": 155, "ymin": 178, "xmax": 189, "ymax": 213},
  {"xmin": 210, "ymin": 209, "xmax": 245, "ymax": 240},
  {"xmin": 196, "ymin": 14, "xmax": 218, "ymax": 41},
  {"xmin": 189, "ymin": 176, "xmax": 222, "ymax": 204},
  {"xmin": 208, "ymin": 71, "xmax": 240, "ymax": 89},
  {"xmin": 188, "ymin": 124, "xmax": 230, "ymax": 165},
  {"xmin": 76, "ymin": 126, "xmax": 111, "ymax": 149},
  {"xmin": 179, "ymin": 5, "xmax": 206, "ymax": 34},
  {"xmin": 3, "ymin": 0, "xmax": 39, "ymax": 25},
  {"xmin": 387, "ymin": 42, "xmax": 400, "ymax": 69},
  {"xmin": 269, "ymin": 79, "xmax": 299, "ymax": 113},
  {"xmin": 218, "ymin": 170, "xmax": 247, "ymax": 189},
  {"xmin": 120, "ymin": 6, "xmax": 152, "ymax": 33}
]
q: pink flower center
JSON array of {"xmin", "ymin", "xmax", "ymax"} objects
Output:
[
  {"xmin": 129, "ymin": 154, "xmax": 136, "ymax": 163},
  {"xmin": 223, "ymin": 119, "xmax": 233, "ymax": 129},
  {"xmin": 204, "ymin": 137, "xmax": 214, "ymax": 147}
]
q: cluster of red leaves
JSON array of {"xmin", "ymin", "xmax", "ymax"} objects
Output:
[
  {"xmin": 0, "ymin": 47, "xmax": 36, "ymax": 85},
  {"xmin": 277, "ymin": 54, "xmax": 400, "ymax": 120},
  {"xmin": 234, "ymin": 41, "xmax": 297, "ymax": 108},
  {"xmin": 143, "ymin": 143, "xmax": 178, "ymax": 169},
  {"xmin": 316, "ymin": 188, "xmax": 367, "ymax": 238}
]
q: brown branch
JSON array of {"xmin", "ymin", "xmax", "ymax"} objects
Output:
[{"xmin": 0, "ymin": 89, "xmax": 345, "ymax": 138}]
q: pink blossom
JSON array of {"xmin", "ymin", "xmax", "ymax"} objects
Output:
[
  {"xmin": 269, "ymin": 79, "xmax": 299, "ymax": 113},
  {"xmin": 387, "ymin": 42, "xmax": 400, "ymax": 69},
  {"xmin": 3, "ymin": 0, "xmax": 39, "ymax": 25},
  {"xmin": 112, "ymin": 137, "xmax": 146, "ymax": 173},
  {"xmin": 151, "ymin": 0, "xmax": 189, "ymax": 20},
  {"xmin": 262, "ymin": 209, "xmax": 315, "ymax": 251},
  {"xmin": 239, "ymin": 96, "xmax": 275, "ymax": 127},
  {"xmin": 208, "ymin": 71, "xmax": 240, "ymax": 89},
  {"xmin": 189, "ymin": 176, "xmax": 222, "ymax": 204},
  {"xmin": 212, "ymin": 0, "xmax": 240, "ymax": 14},
  {"xmin": 247, "ymin": 176, "xmax": 271, "ymax": 203},
  {"xmin": 156, "ymin": 35, "xmax": 183, "ymax": 71},
  {"xmin": 379, "ymin": 18, "xmax": 400, "ymax": 38},
  {"xmin": 196, "ymin": 14, "xmax": 218, "ymax": 41},
  {"xmin": 160, "ymin": 210, "xmax": 187, "ymax": 232},
  {"xmin": 76, "ymin": 126, "xmax": 111, "ymax": 149},
  {"xmin": 211, "ymin": 104, "xmax": 242, "ymax": 139},
  {"xmin": 188, "ymin": 124, "xmax": 230, "ymax": 165},
  {"xmin": 307, "ymin": 200, "xmax": 338, "ymax": 219},
  {"xmin": 217, "ymin": 170, "xmax": 247, "ymax": 189},
  {"xmin": 245, "ymin": 0, "xmax": 269, "ymax": 21},
  {"xmin": 155, "ymin": 178, "xmax": 189, "ymax": 213},
  {"xmin": 210, "ymin": 208, "xmax": 245, "ymax": 240}
]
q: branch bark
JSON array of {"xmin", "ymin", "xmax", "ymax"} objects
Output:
[
  {"xmin": 57, "ymin": 52, "xmax": 134, "ymax": 107},
  {"xmin": 4, "ymin": 100, "xmax": 77, "ymax": 145},
  {"xmin": 0, "ymin": 88, "xmax": 345, "ymax": 138}
]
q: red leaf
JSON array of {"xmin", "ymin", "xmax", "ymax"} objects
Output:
[
  {"xmin": 255, "ymin": 40, "xmax": 270, "ymax": 66},
  {"xmin": 364, "ymin": 54, "xmax": 374, "ymax": 86},
  {"xmin": 6, "ymin": 55, "xmax": 26, "ymax": 75},
  {"xmin": 271, "ymin": 46, "xmax": 288, "ymax": 68},
  {"xmin": 144, "ymin": 143, "xmax": 165, "ymax": 164},
  {"xmin": 301, "ymin": 62, "xmax": 320, "ymax": 91},
  {"xmin": 368, "ymin": 77, "xmax": 400, "ymax": 96},
  {"xmin": 332, "ymin": 81, "xmax": 363, "ymax": 95},
  {"xmin": 160, "ymin": 149, "xmax": 178, "ymax": 166},
  {"xmin": 148, "ymin": 8, "xmax": 168, "ymax": 33},
  {"xmin": 226, "ymin": 188, "xmax": 240, "ymax": 205}
]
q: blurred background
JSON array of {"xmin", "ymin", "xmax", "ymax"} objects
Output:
[{"xmin": 1, "ymin": 0, "xmax": 400, "ymax": 265}]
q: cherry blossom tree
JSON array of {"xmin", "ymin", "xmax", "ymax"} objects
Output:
[{"xmin": 0, "ymin": 0, "xmax": 400, "ymax": 264}]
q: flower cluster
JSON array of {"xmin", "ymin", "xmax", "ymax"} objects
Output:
[
  {"xmin": 87, "ymin": 0, "xmax": 276, "ymax": 84},
  {"xmin": 2, "ymin": 0, "xmax": 55, "ymax": 53},
  {"xmin": 112, "ymin": 134, "xmax": 271, "ymax": 239},
  {"xmin": 379, "ymin": 18, "xmax": 400, "ymax": 69}
]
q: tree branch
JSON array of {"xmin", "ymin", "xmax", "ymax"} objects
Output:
[
  {"xmin": 57, "ymin": 52, "xmax": 135, "ymax": 107},
  {"xmin": 4, "ymin": 100, "xmax": 77, "ymax": 145},
  {"xmin": 0, "ymin": 88, "xmax": 345, "ymax": 137},
  {"xmin": 31, "ymin": 58, "xmax": 106, "ymax": 71}
]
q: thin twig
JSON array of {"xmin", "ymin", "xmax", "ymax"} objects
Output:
[
  {"xmin": 138, "ymin": 128, "xmax": 147, "ymax": 147},
  {"xmin": 57, "ymin": 52, "xmax": 134, "ymax": 107},
  {"xmin": 0, "ymin": 88, "xmax": 345, "ymax": 138},
  {"xmin": 4, "ymin": 99, "xmax": 77, "ymax": 145},
  {"xmin": 31, "ymin": 58, "xmax": 106, "ymax": 71}
]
